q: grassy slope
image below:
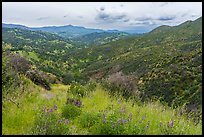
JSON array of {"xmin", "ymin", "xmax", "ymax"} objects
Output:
[
  {"xmin": 2, "ymin": 81, "xmax": 68, "ymax": 135},
  {"xmin": 2, "ymin": 81, "xmax": 202, "ymax": 135}
]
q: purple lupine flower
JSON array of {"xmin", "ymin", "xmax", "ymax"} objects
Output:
[
  {"xmin": 122, "ymin": 119, "xmax": 125, "ymax": 124},
  {"xmin": 160, "ymin": 122, "xmax": 162, "ymax": 127},
  {"xmin": 49, "ymin": 108, "xmax": 53, "ymax": 113},
  {"xmin": 147, "ymin": 121, "xmax": 150, "ymax": 125},
  {"xmin": 118, "ymin": 99, "xmax": 121, "ymax": 105},
  {"xmin": 112, "ymin": 124, "xmax": 115, "ymax": 128},
  {"xmin": 64, "ymin": 119, "xmax": 69, "ymax": 124},
  {"xmin": 103, "ymin": 118, "xmax": 107, "ymax": 123},
  {"xmin": 145, "ymin": 125, "xmax": 149, "ymax": 129},
  {"xmin": 120, "ymin": 106, "xmax": 126, "ymax": 113},
  {"xmin": 58, "ymin": 120, "xmax": 62, "ymax": 123},
  {"xmin": 168, "ymin": 120, "xmax": 174, "ymax": 128},
  {"xmin": 54, "ymin": 104, "xmax": 58, "ymax": 110},
  {"xmin": 118, "ymin": 119, "xmax": 121, "ymax": 125}
]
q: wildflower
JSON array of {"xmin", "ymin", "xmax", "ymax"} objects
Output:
[
  {"xmin": 145, "ymin": 125, "xmax": 149, "ymax": 129},
  {"xmin": 64, "ymin": 119, "xmax": 69, "ymax": 124},
  {"xmin": 54, "ymin": 104, "xmax": 58, "ymax": 110},
  {"xmin": 49, "ymin": 108, "xmax": 53, "ymax": 113},
  {"xmin": 147, "ymin": 121, "xmax": 150, "ymax": 125},
  {"xmin": 160, "ymin": 122, "xmax": 162, "ymax": 127},
  {"xmin": 118, "ymin": 99, "xmax": 121, "ymax": 105},
  {"xmin": 129, "ymin": 112, "xmax": 133, "ymax": 120},
  {"xmin": 120, "ymin": 106, "xmax": 126, "ymax": 113},
  {"xmin": 118, "ymin": 119, "xmax": 121, "ymax": 125},
  {"xmin": 168, "ymin": 120, "xmax": 174, "ymax": 128},
  {"xmin": 103, "ymin": 118, "xmax": 107, "ymax": 123},
  {"xmin": 112, "ymin": 124, "xmax": 115, "ymax": 128},
  {"xmin": 122, "ymin": 119, "xmax": 126, "ymax": 124},
  {"xmin": 58, "ymin": 120, "xmax": 62, "ymax": 123}
]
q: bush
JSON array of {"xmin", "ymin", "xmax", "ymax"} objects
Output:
[
  {"xmin": 68, "ymin": 82, "xmax": 87, "ymax": 97},
  {"xmin": 8, "ymin": 53, "xmax": 31, "ymax": 74},
  {"xmin": 26, "ymin": 70, "xmax": 51, "ymax": 90},
  {"xmin": 91, "ymin": 106, "xmax": 134, "ymax": 135},
  {"xmin": 62, "ymin": 104, "xmax": 82, "ymax": 119},
  {"xmin": 102, "ymin": 72, "xmax": 138, "ymax": 98},
  {"xmin": 78, "ymin": 112, "xmax": 101, "ymax": 129},
  {"xmin": 31, "ymin": 105, "xmax": 70, "ymax": 135},
  {"xmin": 2, "ymin": 52, "xmax": 21, "ymax": 98},
  {"xmin": 85, "ymin": 81, "xmax": 97, "ymax": 93}
]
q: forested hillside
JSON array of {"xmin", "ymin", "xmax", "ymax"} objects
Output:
[{"xmin": 2, "ymin": 17, "xmax": 202, "ymax": 135}]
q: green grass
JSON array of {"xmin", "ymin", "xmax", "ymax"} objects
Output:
[
  {"xmin": 2, "ymin": 83, "xmax": 202, "ymax": 135},
  {"xmin": 2, "ymin": 82, "xmax": 69, "ymax": 135}
]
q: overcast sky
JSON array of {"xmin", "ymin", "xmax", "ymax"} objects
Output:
[{"xmin": 2, "ymin": 2, "xmax": 202, "ymax": 33}]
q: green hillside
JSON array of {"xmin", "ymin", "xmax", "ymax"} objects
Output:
[
  {"xmin": 72, "ymin": 31, "xmax": 130, "ymax": 47},
  {"xmin": 2, "ymin": 17, "xmax": 202, "ymax": 135}
]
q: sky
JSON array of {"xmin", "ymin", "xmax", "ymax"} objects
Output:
[{"xmin": 2, "ymin": 2, "xmax": 202, "ymax": 33}]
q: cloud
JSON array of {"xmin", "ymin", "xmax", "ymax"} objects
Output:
[
  {"xmin": 77, "ymin": 15, "xmax": 83, "ymax": 19},
  {"xmin": 100, "ymin": 6, "xmax": 105, "ymax": 11},
  {"xmin": 120, "ymin": 4, "xmax": 124, "ymax": 7},
  {"xmin": 123, "ymin": 19, "xmax": 129, "ymax": 22},
  {"xmin": 157, "ymin": 15, "xmax": 176, "ymax": 21},
  {"xmin": 37, "ymin": 16, "xmax": 50, "ymax": 20},
  {"xmin": 135, "ymin": 16, "xmax": 152, "ymax": 21},
  {"xmin": 159, "ymin": 2, "xmax": 169, "ymax": 7},
  {"xmin": 95, "ymin": 10, "xmax": 128, "ymax": 23},
  {"xmin": 130, "ymin": 20, "xmax": 155, "ymax": 26},
  {"xmin": 2, "ymin": 2, "xmax": 202, "ymax": 32}
]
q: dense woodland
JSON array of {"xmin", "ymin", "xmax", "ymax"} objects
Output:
[{"xmin": 2, "ymin": 17, "xmax": 202, "ymax": 135}]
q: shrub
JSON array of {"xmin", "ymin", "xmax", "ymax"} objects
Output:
[
  {"xmin": 102, "ymin": 72, "xmax": 138, "ymax": 98},
  {"xmin": 78, "ymin": 112, "xmax": 101, "ymax": 129},
  {"xmin": 8, "ymin": 53, "xmax": 31, "ymax": 74},
  {"xmin": 84, "ymin": 81, "xmax": 97, "ymax": 95},
  {"xmin": 66, "ymin": 97, "xmax": 82, "ymax": 107},
  {"xmin": 91, "ymin": 105, "xmax": 136, "ymax": 135},
  {"xmin": 26, "ymin": 70, "xmax": 51, "ymax": 90},
  {"xmin": 68, "ymin": 82, "xmax": 87, "ymax": 97},
  {"xmin": 31, "ymin": 105, "xmax": 70, "ymax": 135},
  {"xmin": 2, "ymin": 52, "xmax": 21, "ymax": 98},
  {"xmin": 62, "ymin": 104, "xmax": 82, "ymax": 119}
]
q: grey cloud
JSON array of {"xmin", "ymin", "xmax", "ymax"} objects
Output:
[
  {"xmin": 100, "ymin": 7, "xmax": 105, "ymax": 11},
  {"xmin": 77, "ymin": 15, "xmax": 83, "ymax": 18},
  {"xmin": 123, "ymin": 19, "xmax": 129, "ymax": 22},
  {"xmin": 97, "ymin": 12, "xmax": 110, "ymax": 20},
  {"xmin": 130, "ymin": 21, "xmax": 156, "ymax": 26},
  {"xmin": 37, "ymin": 16, "xmax": 50, "ymax": 20},
  {"xmin": 96, "ymin": 11, "xmax": 127, "ymax": 23},
  {"xmin": 160, "ymin": 2, "xmax": 169, "ymax": 7},
  {"xmin": 158, "ymin": 15, "xmax": 176, "ymax": 21},
  {"xmin": 135, "ymin": 16, "xmax": 152, "ymax": 21},
  {"xmin": 63, "ymin": 14, "xmax": 69, "ymax": 18}
]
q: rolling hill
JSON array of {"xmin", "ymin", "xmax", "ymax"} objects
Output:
[{"xmin": 2, "ymin": 17, "xmax": 202, "ymax": 115}]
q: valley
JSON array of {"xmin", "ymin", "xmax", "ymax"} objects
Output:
[{"xmin": 2, "ymin": 16, "xmax": 202, "ymax": 135}]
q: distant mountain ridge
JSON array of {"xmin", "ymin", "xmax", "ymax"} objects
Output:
[{"xmin": 2, "ymin": 23, "xmax": 129, "ymax": 39}]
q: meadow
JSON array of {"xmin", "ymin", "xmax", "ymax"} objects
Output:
[{"xmin": 2, "ymin": 79, "xmax": 202, "ymax": 135}]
